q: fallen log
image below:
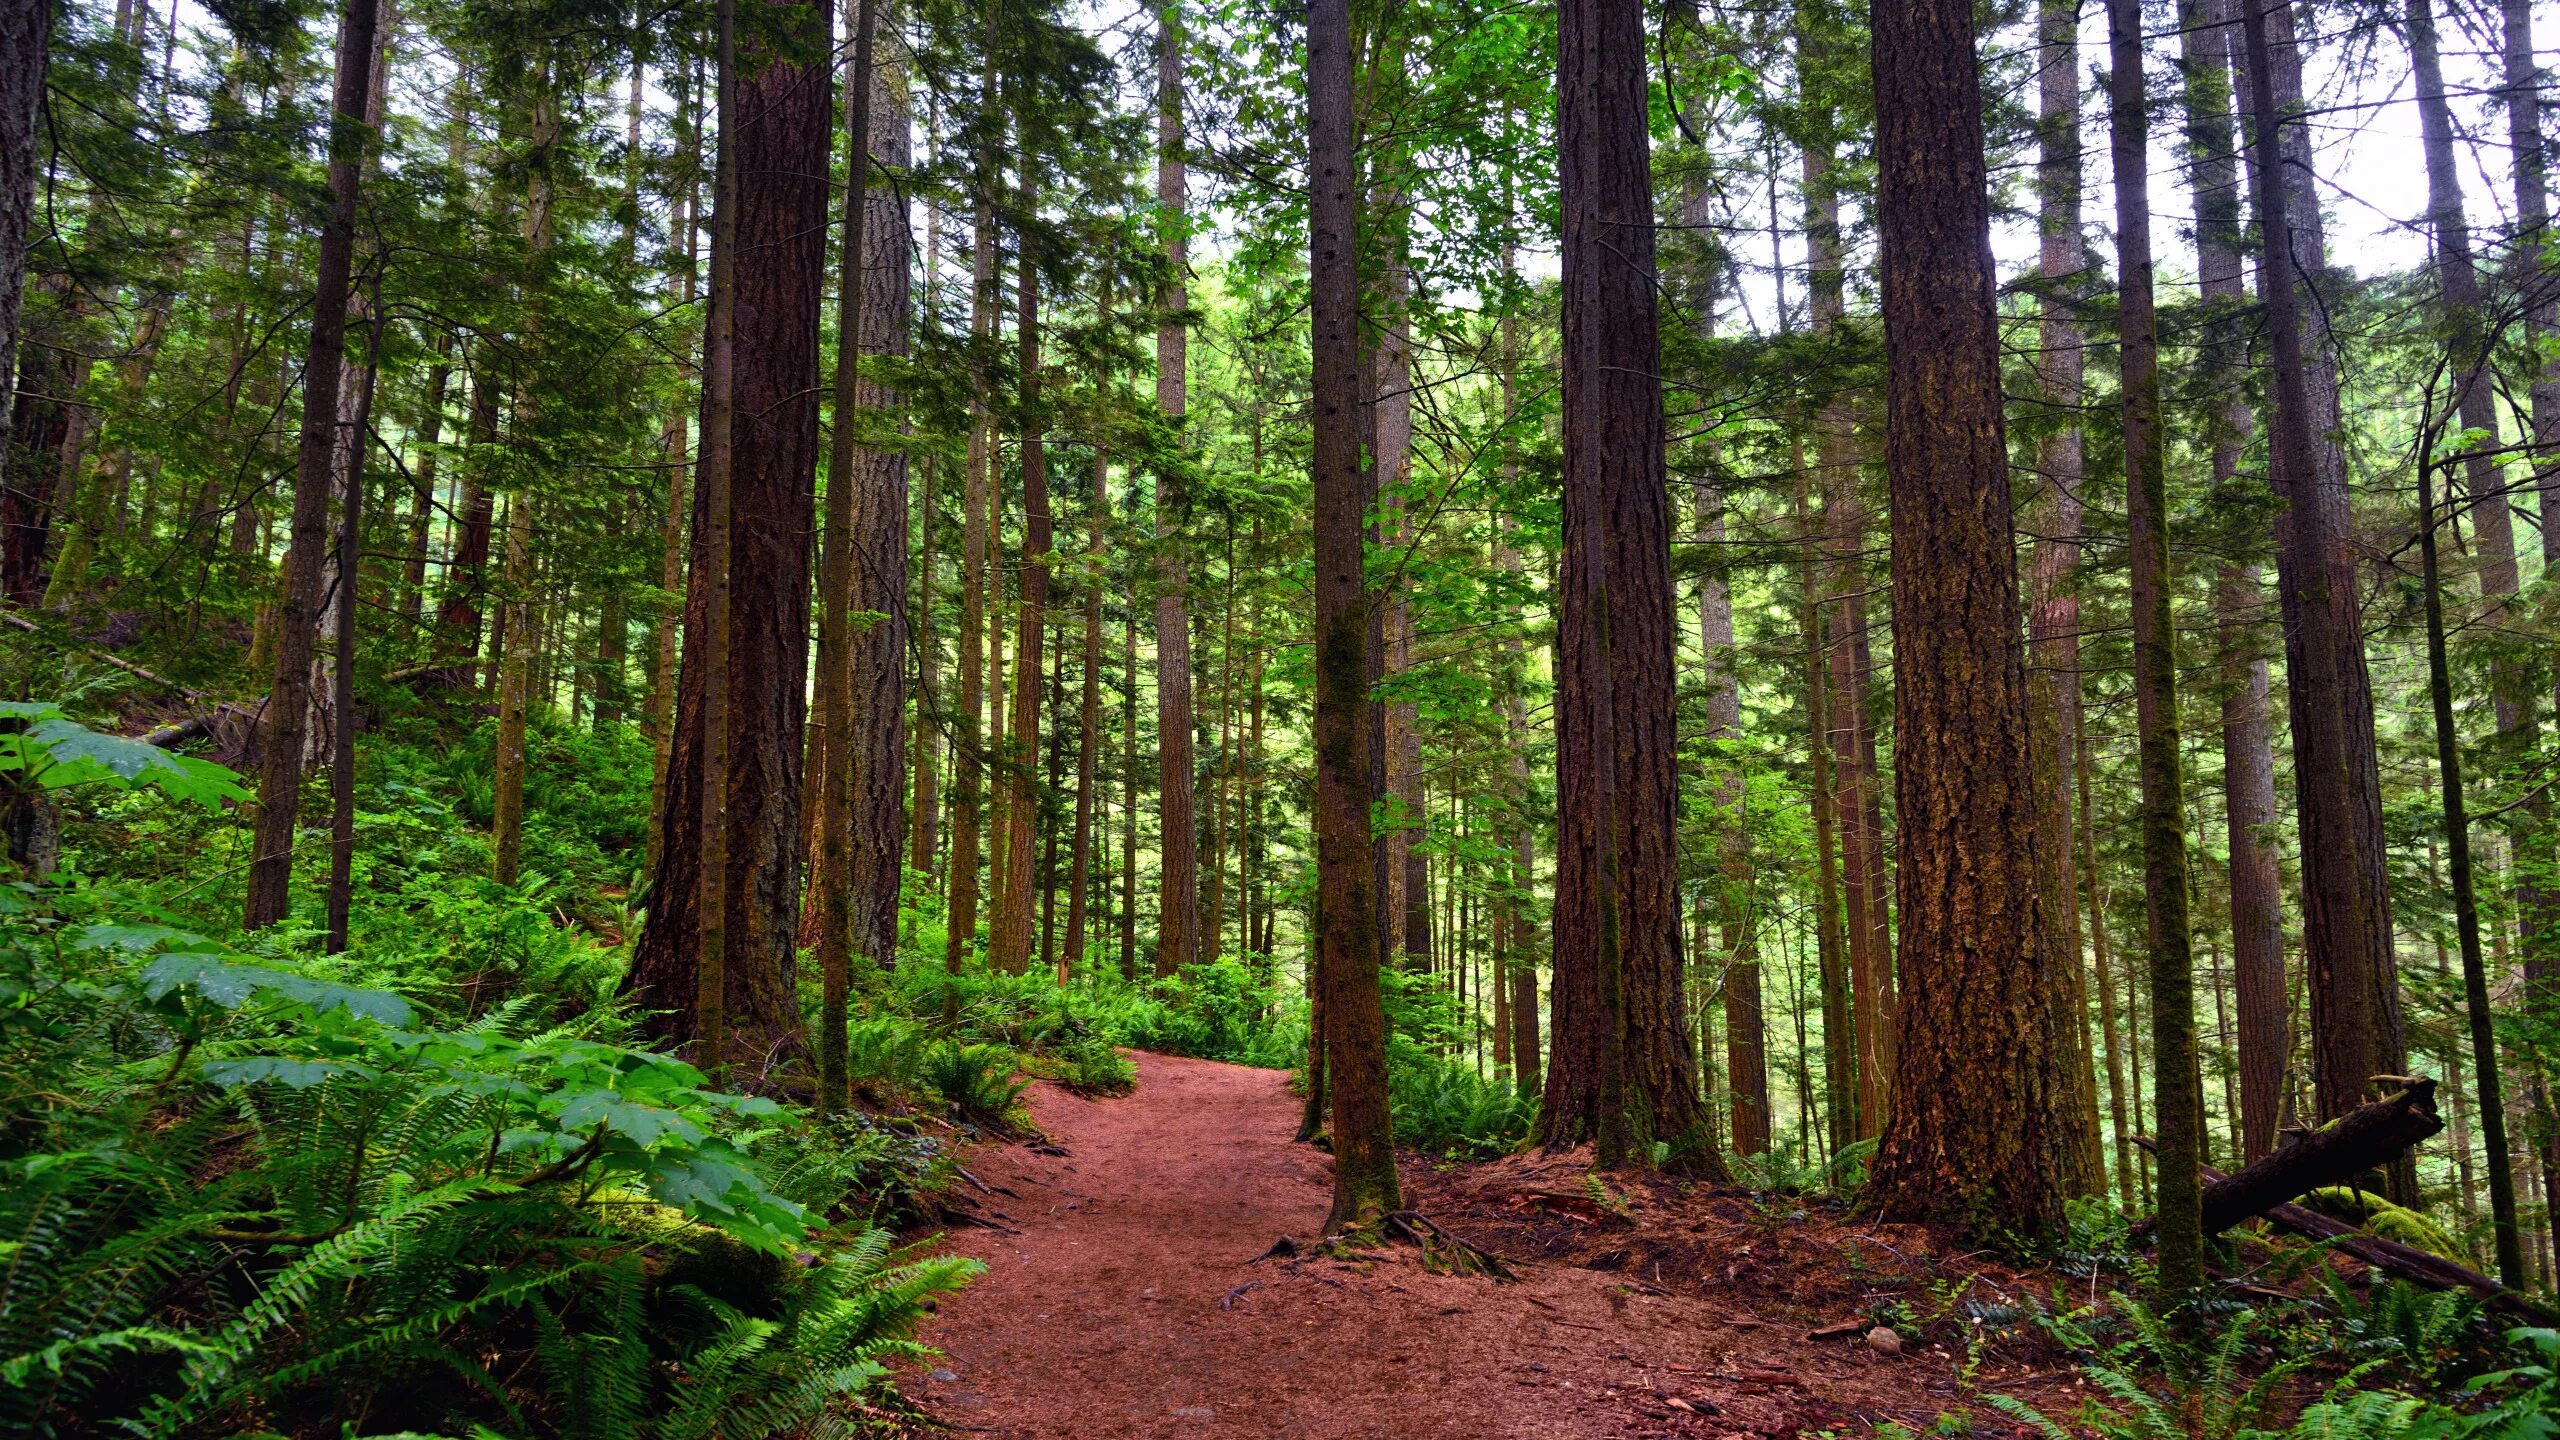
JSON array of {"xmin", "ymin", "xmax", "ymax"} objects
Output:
[
  {"xmin": 2199, "ymin": 1081, "xmax": 2441, "ymax": 1235},
  {"xmin": 2254, "ymin": 1193, "xmax": 2556, "ymax": 1322},
  {"xmin": 2135, "ymin": 1129, "xmax": 2556, "ymax": 1321}
]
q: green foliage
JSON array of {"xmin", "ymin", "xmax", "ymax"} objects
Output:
[
  {"xmin": 1376, "ymin": 969, "xmax": 1533, "ymax": 1158},
  {"xmin": 2312, "ymin": 1276, "xmax": 2497, "ymax": 1393},
  {"xmin": 1386, "ymin": 1045, "xmax": 1536, "ymax": 1158},
  {"xmin": 920, "ymin": 1042, "xmax": 1032, "ymax": 1130},
  {"xmin": 0, "ymin": 702, "xmax": 248, "ymax": 811},
  {"xmin": 1997, "ymin": 1296, "xmax": 2560, "ymax": 1440},
  {"xmin": 1032, "ymin": 1034, "xmax": 1138, "ymax": 1095},
  {"xmin": 1990, "ymin": 1301, "xmax": 2313, "ymax": 1440},
  {"xmin": 0, "ymin": 754, "xmax": 976, "ymax": 1437}
]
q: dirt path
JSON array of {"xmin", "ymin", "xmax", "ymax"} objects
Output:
[{"xmin": 917, "ymin": 1052, "xmax": 1977, "ymax": 1440}]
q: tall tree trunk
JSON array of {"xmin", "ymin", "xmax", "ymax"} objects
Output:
[
  {"xmin": 1064, "ymin": 451, "xmax": 1106, "ymax": 980},
  {"xmin": 814, "ymin": 0, "xmax": 885, "ymax": 1110},
  {"xmin": 493, "ymin": 59, "xmax": 556, "ymax": 890},
  {"xmin": 1309, "ymin": 0, "xmax": 1399, "ymax": 1228},
  {"xmin": 943, "ymin": 55, "xmax": 997, "ymax": 975},
  {"xmin": 2418, "ymin": 418, "xmax": 2528, "ymax": 1287},
  {"xmin": 2502, "ymin": 0, "xmax": 2560, "ymax": 1256},
  {"xmin": 1863, "ymin": 0, "xmax": 2084, "ymax": 1235},
  {"xmin": 0, "ymin": 0, "xmax": 48, "ymax": 548},
  {"xmin": 991, "ymin": 175, "xmax": 1049, "ymax": 978},
  {"xmin": 2237, "ymin": 0, "xmax": 2412, "ymax": 1201},
  {"xmin": 1797, "ymin": 472, "xmax": 1855, "ymax": 1161},
  {"xmin": 245, "ymin": 0, "xmax": 385, "ymax": 930},
  {"xmin": 2027, "ymin": 0, "xmax": 2105, "ymax": 1195},
  {"xmin": 846, "ymin": 18, "xmax": 911, "ymax": 974},
  {"xmin": 1543, "ymin": 0, "xmax": 1719, "ymax": 1177},
  {"xmin": 325, "ymin": 309, "xmax": 385, "ymax": 953},
  {"xmin": 1120, "ymin": 590, "xmax": 1139, "ymax": 980},
  {"xmin": 400, "ymin": 332, "xmax": 454, "ymax": 623},
  {"xmin": 910, "ymin": 456, "xmax": 941, "ymax": 877},
  {"xmin": 629, "ymin": 0, "xmax": 830, "ymax": 1069},
  {"xmin": 2179, "ymin": 0, "xmax": 2288, "ymax": 1165},
  {"xmin": 2108, "ymin": 0, "xmax": 2203, "ymax": 1295},
  {"xmin": 646, "ymin": 159, "xmax": 698, "ymax": 879},
  {"xmin": 690, "ymin": 0, "xmax": 740, "ymax": 1075},
  {"xmin": 1153, "ymin": 0, "xmax": 1200, "ymax": 979}
]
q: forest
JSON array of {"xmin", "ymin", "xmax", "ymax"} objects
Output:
[{"xmin": 4, "ymin": 0, "xmax": 2560, "ymax": 1429}]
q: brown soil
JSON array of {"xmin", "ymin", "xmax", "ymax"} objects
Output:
[{"xmin": 915, "ymin": 1051, "xmax": 2090, "ymax": 1439}]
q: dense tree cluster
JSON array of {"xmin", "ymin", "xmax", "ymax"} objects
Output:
[{"xmin": 7, "ymin": 0, "xmax": 2560, "ymax": 1291}]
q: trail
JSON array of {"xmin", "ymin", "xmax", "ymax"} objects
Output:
[{"xmin": 917, "ymin": 1052, "xmax": 1978, "ymax": 1440}]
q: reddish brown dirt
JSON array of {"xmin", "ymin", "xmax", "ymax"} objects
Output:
[{"xmin": 916, "ymin": 1052, "xmax": 2088, "ymax": 1439}]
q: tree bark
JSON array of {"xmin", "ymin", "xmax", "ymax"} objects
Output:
[
  {"xmin": 2418, "ymin": 440, "xmax": 2526, "ymax": 1284},
  {"xmin": 2027, "ymin": 0, "xmax": 2105, "ymax": 1196},
  {"xmin": 492, "ymin": 60, "xmax": 556, "ymax": 891},
  {"xmin": 628, "ymin": 0, "xmax": 830, "ymax": 1069},
  {"xmin": 943, "ymin": 49, "xmax": 997, "ymax": 976},
  {"xmin": 991, "ymin": 176, "xmax": 1048, "ymax": 978},
  {"xmin": 846, "ymin": 22, "xmax": 912, "ymax": 976},
  {"xmin": 245, "ymin": 0, "xmax": 385, "ymax": 930},
  {"xmin": 1797, "ymin": 473, "xmax": 1854, "ymax": 1162},
  {"xmin": 1153, "ymin": 0, "xmax": 1200, "ymax": 979},
  {"xmin": 1863, "ymin": 0, "xmax": 2084, "ymax": 1235},
  {"xmin": 2108, "ymin": 0, "xmax": 2203, "ymax": 1294},
  {"xmin": 1064, "ymin": 451, "xmax": 1106, "ymax": 980},
  {"xmin": 1309, "ymin": 0, "xmax": 1400, "ymax": 1229},
  {"xmin": 1542, "ymin": 0, "xmax": 1718, "ymax": 1177},
  {"xmin": 2501, "ymin": 0, "xmax": 2560, "ymax": 1261},
  {"xmin": 0, "ymin": 0, "xmax": 48, "ymax": 555},
  {"xmin": 325, "ymin": 309, "xmax": 384, "ymax": 953},
  {"xmin": 814, "ymin": 0, "xmax": 885, "ymax": 1109}
]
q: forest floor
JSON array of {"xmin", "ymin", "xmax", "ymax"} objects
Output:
[{"xmin": 910, "ymin": 1052, "xmax": 2092, "ymax": 1439}]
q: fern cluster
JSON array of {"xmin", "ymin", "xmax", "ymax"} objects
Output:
[{"xmin": 0, "ymin": 891, "xmax": 978, "ymax": 1438}]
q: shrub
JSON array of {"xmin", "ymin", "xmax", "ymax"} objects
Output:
[{"xmin": 921, "ymin": 1041, "xmax": 1031, "ymax": 1130}]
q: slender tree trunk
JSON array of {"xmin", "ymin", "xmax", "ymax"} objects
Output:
[
  {"xmin": 2177, "ymin": 0, "xmax": 2289, "ymax": 1165},
  {"xmin": 944, "ymin": 63, "xmax": 997, "ymax": 975},
  {"xmin": 2108, "ymin": 0, "xmax": 2203, "ymax": 1295},
  {"xmin": 991, "ymin": 176, "xmax": 1050, "ymax": 978},
  {"xmin": 401, "ymin": 333, "xmax": 453, "ymax": 622},
  {"xmin": 1864, "ymin": 0, "xmax": 2084, "ymax": 1235},
  {"xmin": 1798, "ymin": 473, "xmax": 1854, "ymax": 1161},
  {"xmin": 2026, "ymin": 0, "xmax": 2106, "ymax": 1196},
  {"xmin": 813, "ymin": 0, "xmax": 883, "ymax": 1109},
  {"xmin": 1064, "ymin": 451, "xmax": 1106, "ymax": 980},
  {"xmin": 492, "ymin": 64, "xmax": 557, "ymax": 890},
  {"xmin": 1310, "ymin": 0, "xmax": 1397, "ymax": 1225},
  {"xmin": 245, "ymin": 0, "xmax": 385, "ymax": 930},
  {"xmin": 1120, "ymin": 593, "xmax": 1139, "ymax": 981},
  {"xmin": 2420, "ymin": 393, "xmax": 2528, "ymax": 1288},
  {"xmin": 646, "ymin": 68, "xmax": 700, "ymax": 881},
  {"xmin": 910, "ymin": 455, "xmax": 941, "ymax": 877},
  {"xmin": 1701, "ymin": 475, "xmax": 1767, "ymax": 1156},
  {"xmin": 630, "ymin": 0, "xmax": 830, "ymax": 1070},
  {"xmin": 325, "ymin": 309, "xmax": 385, "ymax": 953},
  {"xmin": 2237, "ymin": 0, "xmax": 2412, "ymax": 1200},
  {"xmin": 1153, "ymin": 0, "xmax": 1200, "ymax": 979},
  {"xmin": 2496, "ymin": 0, "xmax": 2560, "ymax": 1232}
]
